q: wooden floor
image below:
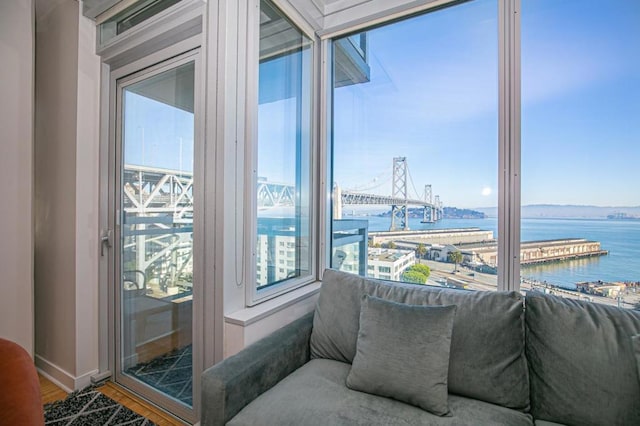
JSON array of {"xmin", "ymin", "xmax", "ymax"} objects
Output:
[{"xmin": 39, "ymin": 374, "xmax": 188, "ymax": 426}]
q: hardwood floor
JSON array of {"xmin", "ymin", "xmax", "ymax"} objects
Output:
[
  {"xmin": 38, "ymin": 374, "xmax": 188, "ymax": 426},
  {"xmin": 38, "ymin": 374, "xmax": 67, "ymax": 405}
]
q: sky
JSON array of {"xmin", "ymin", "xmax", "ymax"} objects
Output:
[
  {"xmin": 333, "ymin": 0, "xmax": 640, "ymax": 208},
  {"xmin": 123, "ymin": 0, "xmax": 640, "ymax": 210},
  {"xmin": 124, "ymin": 91, "xmax": 194, "ymax": 173}
]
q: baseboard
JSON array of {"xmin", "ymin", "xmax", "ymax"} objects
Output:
[
  {"xmin": 36, "ymin": 357, "xmax": 74, "ymax": 393},
  {"xmin": 75, "ymin": 368, "xmax": 100, "ymax": 389},
  {"xmin": 35, "ymin": 355, "xmax": 99, "ymax": 392}
]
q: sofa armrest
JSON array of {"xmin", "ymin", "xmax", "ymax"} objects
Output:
[{"xmin": 201, "ymin": 312, "xmax": 314, "ymax": 426}]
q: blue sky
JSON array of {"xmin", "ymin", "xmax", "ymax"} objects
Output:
[
  {"xmin": 124, "ymin": 0, "xmax": 640, "ymax": 209},
  {"xmin": 334, "ymin": 0, "xmax": 640, "ymax": 208},
  {"xmin": 124, "ymin": 91, "xmax": 194, "ymax": 173}
]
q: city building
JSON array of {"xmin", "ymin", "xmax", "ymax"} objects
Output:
[
  {"xmin": 427, "ymin": 244, "xmax": 476, "ymax": 264},
  {"xmin": 256, "ymin": 234, "xmax": 297, "ymax": 286},
  {"xmin": 366, "ymin": 248, "xmax": 415, "ymax": 281},
  {"xmin": 576, "ymin": 281, "xmax": 626, "ymax": 299}
]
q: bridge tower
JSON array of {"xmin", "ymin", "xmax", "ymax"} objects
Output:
[
  {"xmin": 421, "ymin": 184, "xmax": 434, "ymax": 223},
  {"xmin": 390, "ymin": 157, "xmax": 409, "ymax": 231},
  {"xmin": 434, "ymin": 195, "xmax": 443, "ymax": 220}
]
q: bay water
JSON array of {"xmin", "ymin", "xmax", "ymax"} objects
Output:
[{"xmin": 359, "ymin": 215, "xmax": 640, "ymax": 289}]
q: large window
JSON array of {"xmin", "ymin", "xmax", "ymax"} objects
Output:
[
  {"xmin": 520, "ymin": 0, "xmax": 640, "ymax": 309},
  {"xmin": 331, "ymin": 0, "xmax": 499, "ymax": 290},
  {"xmin": 255, "ymin": 0, "xmax": 313, "ymax": 295}
]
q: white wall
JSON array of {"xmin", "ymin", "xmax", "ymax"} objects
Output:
[
  {"xmin": 35, "ymin": 0, "xmax": 101, "ymax": 391},
  {"xmin": 0, "ymin": 0, "xmax": 35, "ymax": 356},
  {"xmin": 75, "ymin": 6, "xmax": 102, "ymax": 380}
]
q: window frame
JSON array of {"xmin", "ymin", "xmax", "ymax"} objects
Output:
[
  {"xmin": 245, "ymin": 0, "xmax": 321, "ymax": 305},
  {"xmin": 96, "ymin": 0, "xmax": 203, "ymax": 59},
  {"xmin": 112, "ymin": 50, "xmax": 202, "ymax": 421},
  {"xmin": 320, "ymin": 0, "xmax": 522, "ymax": 292}
]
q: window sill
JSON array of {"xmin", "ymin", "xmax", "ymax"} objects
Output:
[{"xmin": 225, "ymin": 281, "xmax": 321, "ymax": 327}]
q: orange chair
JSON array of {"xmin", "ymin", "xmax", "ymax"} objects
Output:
[{"xmin": 0, "ymin": 338, "xmax": 44, "ymax": 426}]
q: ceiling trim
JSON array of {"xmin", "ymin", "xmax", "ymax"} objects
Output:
[{"xmin": 83, "ymin": 0, "xmax": 123, "ymax": 19}]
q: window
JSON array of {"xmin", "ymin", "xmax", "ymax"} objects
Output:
[
  {"xmin": 330, "ymin": 0, "xmax": 499, "ymax": 289},
  {"xmin": 520, "ymin": 0, "xmax": 640, "ymax": 309},
  {"xmin": 254, "ymin": 0, "xmax": 313, "ymax": 294},
  {"xmin": 99, "ymin": 0, "xmax": 182, "ymax": 45}
]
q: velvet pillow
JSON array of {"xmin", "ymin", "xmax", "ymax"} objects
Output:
[{"xmin": 346, "ymin": 295, "xmax": 457, "ymax": 416}]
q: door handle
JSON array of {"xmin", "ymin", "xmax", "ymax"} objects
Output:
[{"xmin": 101, "ymin": 229, "xmax": 113, "ymax": 256}]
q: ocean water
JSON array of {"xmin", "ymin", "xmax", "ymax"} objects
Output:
[{"xmin": 359, "ymin": 215, "xmax": 640, "ymax": 289}]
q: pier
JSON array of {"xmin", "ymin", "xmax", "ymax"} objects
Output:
[
  {"xmin": 372, "ymin": 229, "xmax": 608, "ymax": 268},
  {"xmin": 472, "ymin": 238, "xmax": 608, "ymax": 267},
  {"xmin": 370, "ymin": 228, "xmax": 494, "ymax": 247}
]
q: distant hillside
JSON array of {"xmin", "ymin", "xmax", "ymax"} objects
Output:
[
  {"xmin": 475, "ymin": 205, "xmax": 640, "ymax": 219},
  {"xmin": 443, "ymin": 207, "xmax": 485, "ymax": 219}
]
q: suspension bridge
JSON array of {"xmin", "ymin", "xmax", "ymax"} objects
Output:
[
  {"xmin": 122, "ymin": 165, "xmax": 194, "ymax": 290},
  {"xmin": 335, "ymin": 157, "xmax": 444, "ymax": 231},
  {"xmin": 255, "ymin": 157, "xmax": 444, "ymax": 230},
  {"xmin": 122, "ymin": 156, "xmax": 444, "ymax": 237},
  {"xmin": 120, "ymin": 157, "xmax": 443, "ymax": 287}
]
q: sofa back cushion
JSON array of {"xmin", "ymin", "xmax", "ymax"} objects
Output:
[
  {"xmin": 525, "ymin": 292, "xmax": 640, "ymax": 426},
  {"xmin": 310, "ymin": 269, "xmax": 530, "ymax": 411}
]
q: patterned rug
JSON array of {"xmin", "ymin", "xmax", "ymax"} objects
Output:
[
  {"xmin": 44, "ymin": 386, "xmax": 156, "ymax": 426},
  {"xmin": 126, "ymin": 344, "xmax": 192, "ymax": 406}
]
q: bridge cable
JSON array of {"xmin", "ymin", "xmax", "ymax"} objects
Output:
[
  {"xmin": 345, "ymin": 168, "xmax": 392, "ymax": 193},
  {"xmin": 407, "ymin": 165, "xmax": 422, "ymax": 201}
]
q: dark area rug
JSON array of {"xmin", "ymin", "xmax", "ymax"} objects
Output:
[
  {"xmin": 126, "ymin": 344, "xmax": 192, "ymax": 406},
  {"xmin": 44, "ymin": 386, "xmax": 156, "ymax": 426}
]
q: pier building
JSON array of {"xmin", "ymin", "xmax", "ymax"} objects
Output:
[
  {"xmin": 375, "ymin": 229, "xmax": 607, "ymax": 269},
  {"xmin": 370, "ymin": 228, "xmax": 495, "ymax": 247},
  {"xmin": 456, "ymin": 238, "xmax": 607, "ymax": 267}
]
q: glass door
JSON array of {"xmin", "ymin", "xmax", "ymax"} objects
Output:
[{"xmin": 114, "ymin": 53, "xmax": 198, "ymax": 419}]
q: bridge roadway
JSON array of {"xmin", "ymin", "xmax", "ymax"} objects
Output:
[
  {"xmin": 122, "ymin": 165, "xmax": 443, "ymax": 231},
  {"xmin": 341, "ymin": 190, "xmax": 437, "ymax": 209},
  {"xmin": 123, "ymin": 165, "xmax": 440, "ymax": 211}
]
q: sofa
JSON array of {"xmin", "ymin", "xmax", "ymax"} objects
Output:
[{"xmin": 202, "ymin": 269, "xmax": 640, "ymax": 425}]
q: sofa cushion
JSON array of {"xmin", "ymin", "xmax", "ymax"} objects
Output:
[
  {"xmin": 311, "ymin": 269, "xmax": 529, "ymax": 410},
  {"xmin": 525, "ymin": 292, "xmax": 640, "ymax": 426},
  {"xmin": 633, "ymin": 335, "xmax": 640, "ymax": 385},
  {"xmin": 346, "ymin": 296, "xmax": 456, "ymax": 416},
  {"xmin": 227, "ymin": 359, "xmax": 534, "ymax": 426}
]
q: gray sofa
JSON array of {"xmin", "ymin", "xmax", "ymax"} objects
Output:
[{"xmin": 202, "ymin": 269, "xmax": 640, "ymax": 426}]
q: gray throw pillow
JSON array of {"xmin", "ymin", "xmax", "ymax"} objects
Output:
[{"xmin": 346, "ymin": 295, "xmax": 456, "ymax": 416}]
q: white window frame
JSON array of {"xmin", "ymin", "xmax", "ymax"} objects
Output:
[
  {"xmin": 96, "ymin": 0, "xmax": 204, "ymax": 56},
  {"xmin": 110, "ymin": 50, "xmax": 203, "ymax": 422},
  {"xmin": 96, "ymin": 2, "xmax": 212, "ymax": 422},
  {"xmin": 319, "ymin": 0, "xmax": 522, "ymax": 292},
  {"xmin": 244, "ymin": 0, "xmax": 321, "ymax": 305}
]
